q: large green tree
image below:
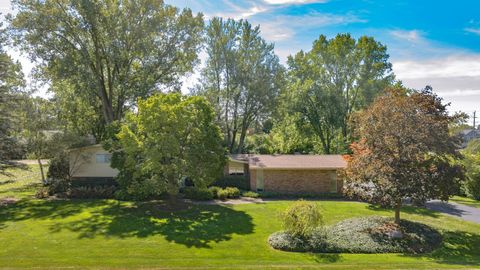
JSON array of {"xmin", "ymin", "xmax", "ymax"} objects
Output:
[
  {"xmin": 108, "ymin": 93, "xmax": 226, "ymax": 200},
  {"xmin": 197, "ymin": 18, "xmax": 284, "ymax": 153},
  {"xmin": 283, "ymin": 34, "xmax": 394, "ymax": 154},
  {"xmin": 18, "ymin": 97, "xmax": 61, "ymax": 182},
  {"xmin": 9, "ymin": 0, "xmax": 204, "ymax": 126},
  {"xmin": 345, "ymin": 87, "xmax": 464, "ymax": 224},
  {"xmin": 0, "ymin": 22, "xmax": 25, "ymax": 174}
]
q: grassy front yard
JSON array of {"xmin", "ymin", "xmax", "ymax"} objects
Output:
[
  {"xmin": 1, "ymin": 166, "xmax": 479, "ymax": 269},
  {"xmin": 450, "ymin": 196, "xmax": 480, "ymax": 209}
]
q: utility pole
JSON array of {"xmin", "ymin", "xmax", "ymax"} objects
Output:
[{"xmin": 474, "ymin": 111, "xmax": 477, "ymax": 129}]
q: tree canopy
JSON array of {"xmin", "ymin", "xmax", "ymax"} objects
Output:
[
  {"xmin": 345, "ymin": 86, "xmax": 464, "ymax": 223},
  {"xmin": 9, "ymin": 0, "xmax": 204, "ymax": 127},
  {"xmin": 196, "ymin": 17, "xmax": 284, "ymax": 153},
  {"xmin": 107, "ymin": 93, "xmax": 226, "ymax": 200},
  {"xmin": 0, "ymin": 24, "xmax": 25, "ymax": 173},
  {"xmin": 280, "ymin": 34, "xmax": 394, "ymax": 154}
]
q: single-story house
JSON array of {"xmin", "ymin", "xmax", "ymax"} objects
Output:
[
  {"xmin": 69, "ymin": 144, "xmax": 118, "ymax": 186},
  {"xmin": 226, "ymin": 154, "xmax": 347, "ymax": 194},
  {"xmin": 68, "ymin": 144, "xmax": 347, "ymax": 194}
]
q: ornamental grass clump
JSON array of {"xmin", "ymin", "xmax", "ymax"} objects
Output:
[{"xmin": 281, "ymin": 200, "xmax": 323, "ymax": 238}]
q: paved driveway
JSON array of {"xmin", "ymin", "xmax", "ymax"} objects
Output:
[{"xmin": 425, "ymin": 200, "xmax": 480, "ymax": 224}]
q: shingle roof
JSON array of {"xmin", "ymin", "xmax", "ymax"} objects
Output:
[{"xmin": 229, "ymin": 154, "xmax": 347, "ymax": 169}]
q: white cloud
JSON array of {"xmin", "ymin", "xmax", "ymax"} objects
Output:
[
  {"xmin": 465, "ymin": 27, "xmax": 480, "ymax": 35},
  {"xmin": 393, "ymin": 54, "xmax": 480, "ymax": 120},
  {"xmin": 257, "ymin": 12, "xmax": 365, "ymax": 42},
  {"xmin": 390, "ymin": 30, "xmax": 424, "ymax": 42},
  {"xmin": 263, "ymin": 0, "xmax": 327, "ymax": 4},
  {"xmin": 213, "ymin": 0, "xmax": 269, "ymax": 19},
  {"xmin": 393, "ymin": 55, "xmax": 480, "ymax": 79}
]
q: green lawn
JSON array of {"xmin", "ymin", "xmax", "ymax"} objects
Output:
[
  {"xmin": 0, "ymin": 165, "xmax": 45, "ymax": 200},
  {"xmin": 450, "ymin": 196, "xmax": 480, "ymax": 209},
  {"xmin": 0, "ymin": 167, "xmax": 479, "ymax": 269}
]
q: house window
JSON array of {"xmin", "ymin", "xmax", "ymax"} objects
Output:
[
  {"xmin": 329, "ymin": 171, "xmax": 337, "ymax": 193},
  {"xmin": 95, "ymin": 154, "xmax": 112, "ymax": 163},
  {"xmin": 228, "ymin": 163, "xmax": 245, "ymax": 175}
]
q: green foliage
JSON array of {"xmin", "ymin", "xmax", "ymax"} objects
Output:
[
  {"xmin": 281, "ymin": 34, "xmax": 394, "ymax": 154},
  {"xmin": 241, "ymin": 191, "xmax": 259, "ymax": 198},
  {"xmin": 462, "ymin": 153, "xmax": 480, "ymax": 200},
  {"xmin": 465, "ymin": 138, "xmax": 480, "ymax": 155},
  {"xmin": 216, "ymin": 187, "xmax": 240, "ymax": 200},
  {"xmin": 269, "ymin": 216, "xmax": 442, "ymax": 254},
  {"xmin": 212, "ymin": 175, "xmax": 249, "ymax": 190},
  {"xmin": 0, "ymin": 27, "xmax": 26, "ymax": 173},
  {"xmin": 208, "ymin": 186, "xmax": 221, "ymax": 198},
  {"xmin": 69, "ymin": 186, "xmax": 116, "ymax": 199},
  {"xmin": 197, "ymin": 17, "xmax": 284, "ymax": 153},
  {"xmin": 269, "ymin": 113, "xmax": 317, "ymax": 154},
  {"xmin": 10, "ymin": 0, "xmax": 204, "ymax": 128},
  {"xmin": 281, "ymin": 200, "xmax": 323, "ymax": 238},
  {"xmin": 183, "ymin": 187, "xmax": 214, "ymax": 201},
  {"xmin": 243, "ymin": 134, "xmax": 274, "ymax": 154},
  {"xmin": 109, "ymin": 93, "xmax": 226, "ymax": 200},
  {"xmin": 46, "ymin": 152, "xmax": 70, "ymax": 181}
]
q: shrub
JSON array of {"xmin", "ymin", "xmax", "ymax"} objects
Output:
[
  {"xmin": 215, "ymin": 187, "xmax": 240, "ymax": 200},
  {"xmin": 463, "ymin": 154, "xmax": 480, "ymax": 200},
  {"xmin": 47, "ymin": 177, "xmax": 71, "ymax": 195},
  {"xmin": 46, "ymin": 152, "xmax": 70, "ymax": 182},
  {"xmin": 224, "ymin": 187, "xmax": 240, "ymax": 198},
  {"xmin": 268, "ymin": 231, "xmax": 310, "ymax": 252},
  {"xmin": 281, "ymin": 200, "xmax": 323, "ymax": 238},
  {"xmin": 242, "ymin": 191, "xmax": 259, "ymax": 198},
  {"xmin": 35, "ymin": 187, "xmax": 50, "ymax": 199},
  {"xmin": 212, "ymin": 175, "xmax": 249, "ymax": 190},
  {"xmin": 209, "ymin": 186, "xmax": 221, "ymax": 198},
  {"xmin": 69, "ymin": 185, "xmax": 116, "ymax": 199},
  {"xmin": 45, "ymin": 152, "xmax": 71, "ymax": 195},
  {"xmin": 183, "ymin": 187, "xmax": 214, "ymax": 201}
]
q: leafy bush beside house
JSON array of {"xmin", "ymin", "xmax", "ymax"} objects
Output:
[
  {"xmin": 212, "ymin": 175, "xmax": 250, "ymax": 190},
  {"xmin": 107, "ymin": 93, "xmax": 226, "ymax": 201}
]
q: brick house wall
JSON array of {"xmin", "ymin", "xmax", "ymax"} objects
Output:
[{"xmin": 249, "ymin": 169, "xmax": 343, "ymax": 194}]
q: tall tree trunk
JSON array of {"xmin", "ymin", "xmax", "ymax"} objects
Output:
[
  {"xmin": 38, "ymin": 158, "xmax": 45, "ymax": 184},
  {"xmin": 394, "ymin": 199, "xmax": 402, "ymax": 224}
]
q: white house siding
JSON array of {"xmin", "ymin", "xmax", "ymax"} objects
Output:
[{"xmin": 69, "ymin": 145, "xmax": 118, "ymax": 178}]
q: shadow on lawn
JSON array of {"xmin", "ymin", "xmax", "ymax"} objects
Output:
[
  {"xmin": 404, "ymin": 231, "xmax": 480, "ymax": 266},
  {"xmin": 0, "ymin": 199, "xmax": 254, "ymax": 248},
  {"xmin": 367, "ymin": 204, "xmax": 441, "ymax": 218}
]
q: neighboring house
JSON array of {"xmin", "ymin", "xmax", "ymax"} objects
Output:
[
  {"xmin": 227, "ymin": 154, "xmax": 347, "ymax": 194},
  {"xmin": 69, "ymin": 144, "xmax": 118, "ymax": 186},
  {"xmin": 460, "ymin": 128, "xmax": 480, "ymax": 148}
]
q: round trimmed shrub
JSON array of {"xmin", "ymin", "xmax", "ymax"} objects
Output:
[{"xmin": 281, "ymin": 200, "xmax": 323, "ymax": 238}]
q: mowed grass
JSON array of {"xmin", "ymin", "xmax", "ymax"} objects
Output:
[
  {"xmin": 450, "ymin": 196, "xmax": 480, "ymax": 209},
  {"xmin": 0, "ymin": 167, "xmax": 479, "ymax": 269},
  {"xmin": 0, "ymin": 165, "xmax": 45, "ymax": 200}
]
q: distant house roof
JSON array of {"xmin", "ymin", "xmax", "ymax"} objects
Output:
[
  {"xmin": 68, "ymin": 144, "xmax": 103, "ymax": 152},
  {"xmin": 229, "ymin": 154, "xmax": 347, "ymax": 170},
  {"xmin": 460, "ymin": 129, "xmax": 476, "ymax": 136}
]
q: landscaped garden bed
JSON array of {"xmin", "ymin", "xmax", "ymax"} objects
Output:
[{"xmin": 269, "ymin": 216, "xmax": 442, "ymax": 254}]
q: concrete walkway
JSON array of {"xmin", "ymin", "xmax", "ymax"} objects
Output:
[{"xmin": 425, "ymin": 200, "xmax": 480, "ymax": 224}]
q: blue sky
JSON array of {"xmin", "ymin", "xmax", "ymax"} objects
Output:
[
  {"xmin": 167, "ymin": 0, "xmax": 480, "ymax": 126},
  {"xmin": 2, "ymin": 0, "xmax": 479, "ymax": 126}
]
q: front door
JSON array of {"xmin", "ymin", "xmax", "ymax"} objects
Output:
[{"xmin": 256, "ymin": 169, "xmax": 264, "ymax": 191}]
